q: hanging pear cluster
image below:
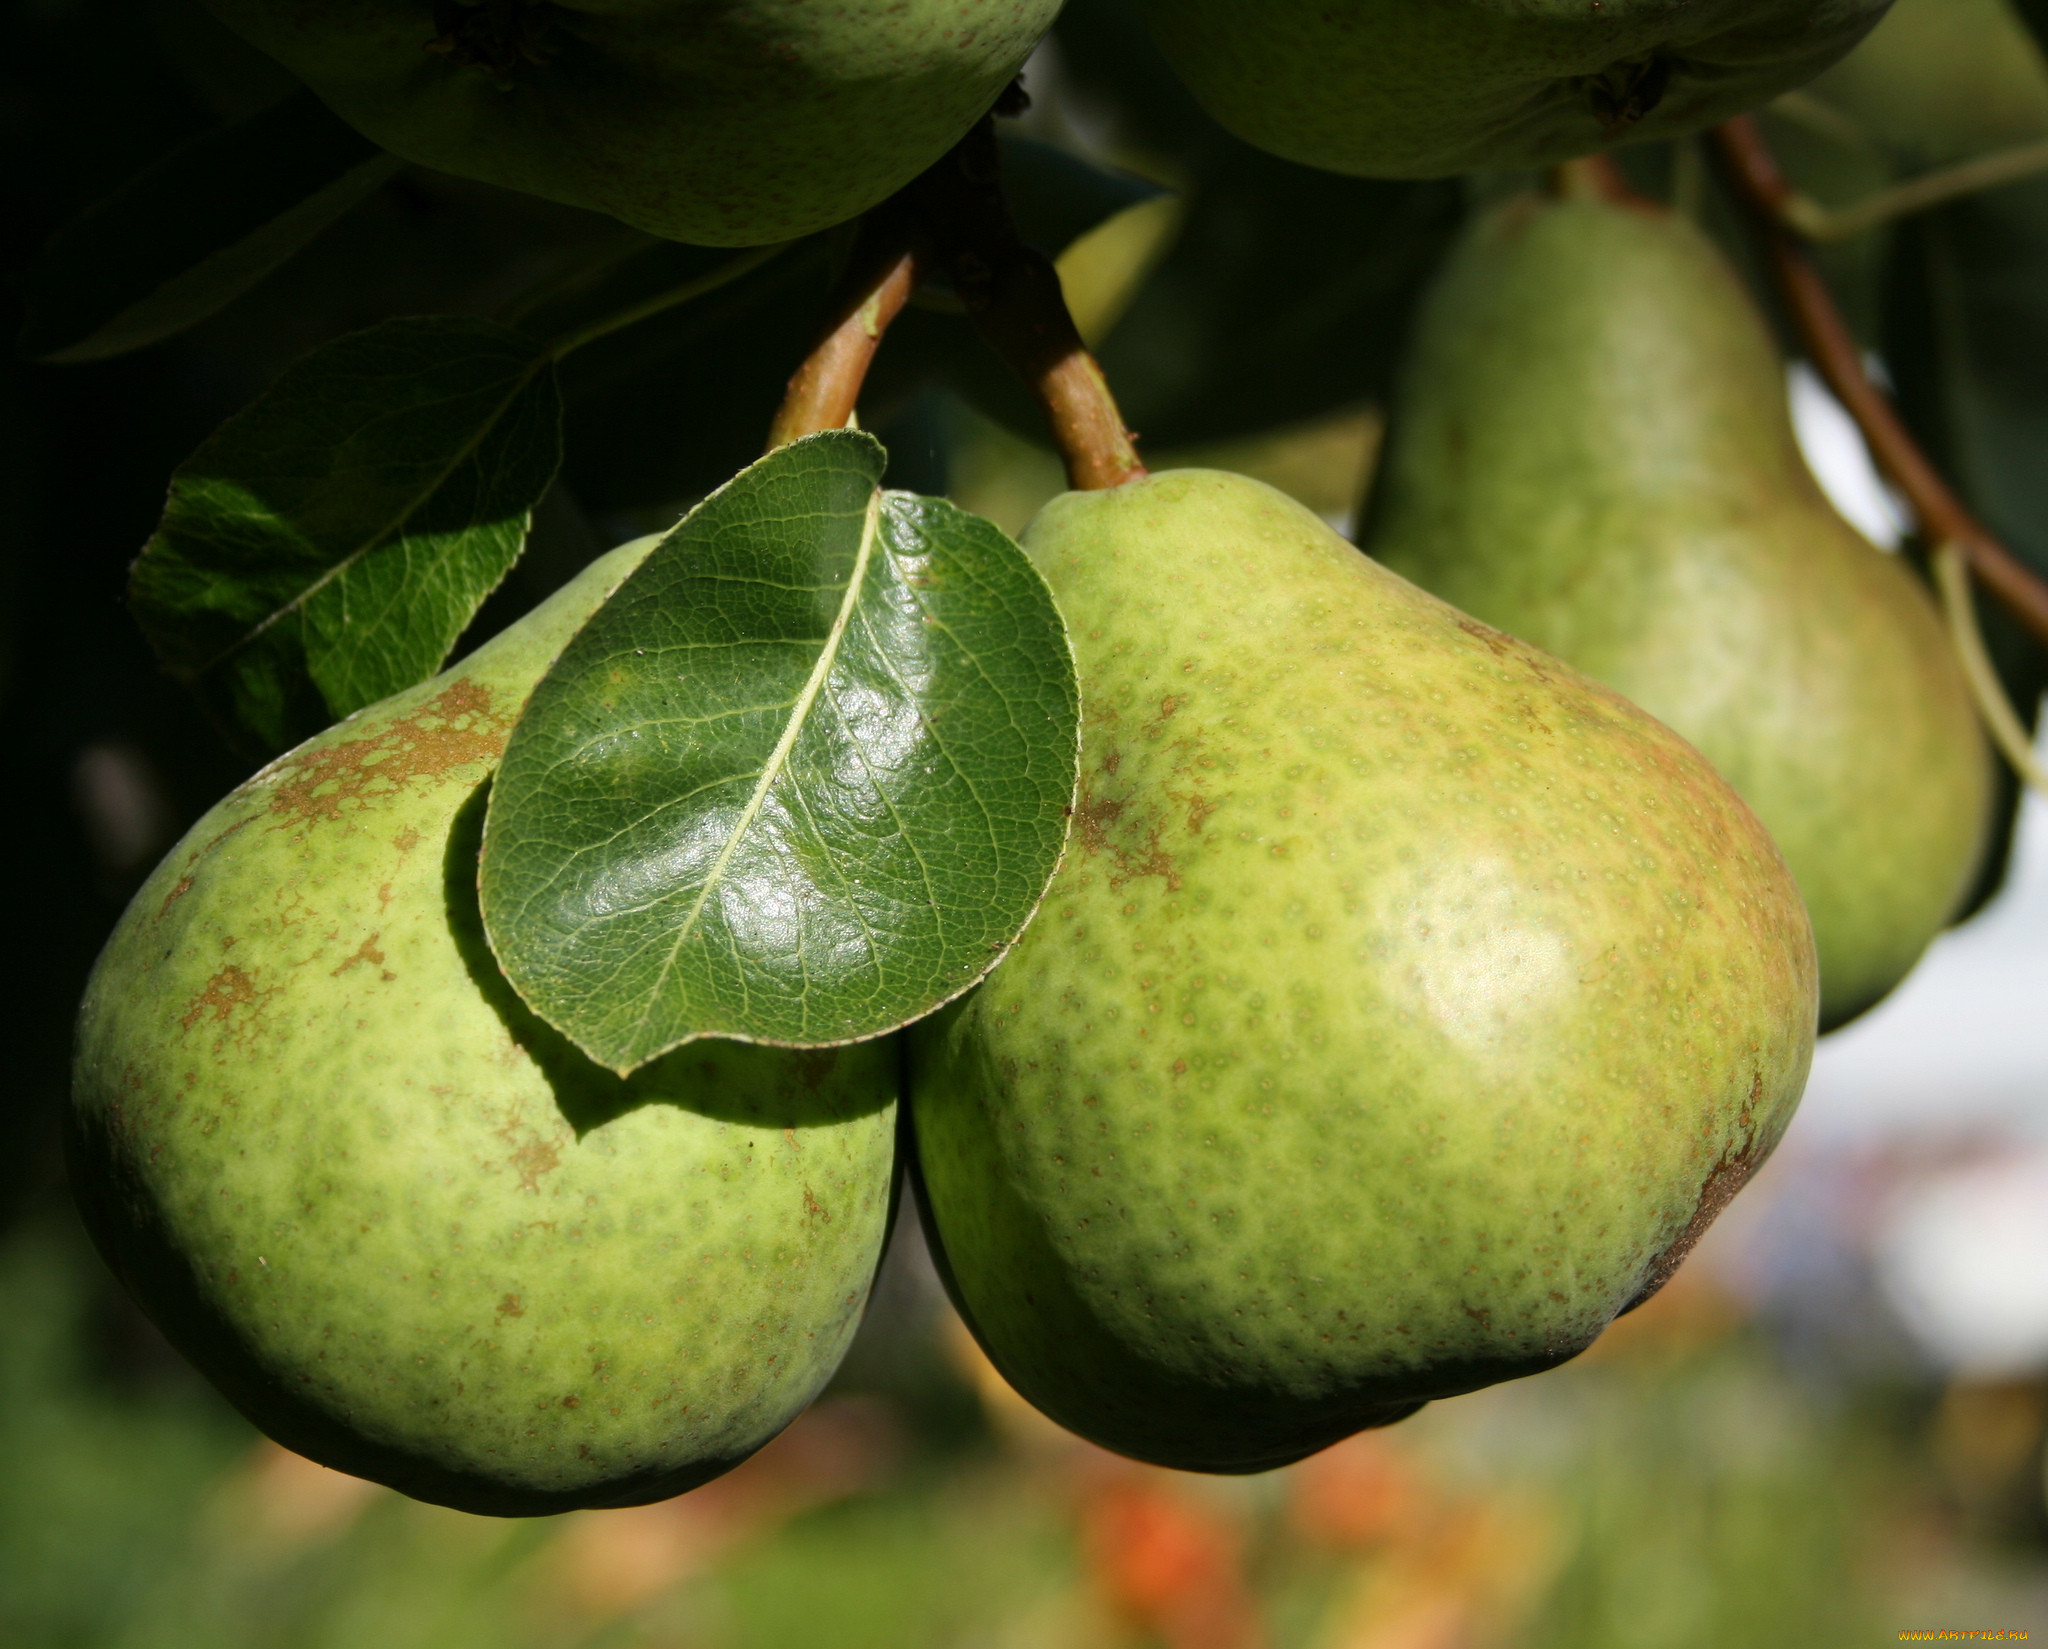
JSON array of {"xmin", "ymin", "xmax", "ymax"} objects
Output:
[{"xmin": 64, "ymin": 0, "xmax": 2017, "ymax": 1512}]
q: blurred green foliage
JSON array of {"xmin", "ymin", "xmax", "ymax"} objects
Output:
[{"xmin": 3, "ymin": 1197, "xmax": 2040, "ymax": 1649}]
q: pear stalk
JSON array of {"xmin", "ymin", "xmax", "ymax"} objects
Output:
[
  {"xmin": 1713, "ymin": 115, "xmax": 2048, "ymax": 651},
  {"xmin": 910, "ymin": 119, "xmax": 1147, "ymax": 492},
  {"xmin": 1547, "ymin": 153, "xmax": 1638, "ymax": 205},
  {"xmin": 768, "ymin": 220, "xmax": 924, "ymax": 448},
  {"xmin": 767, "ymin": 121, "xmax": 1147, "ymax": 489}
]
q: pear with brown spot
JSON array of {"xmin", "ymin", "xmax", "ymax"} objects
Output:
[
  {"xmin": 71, "ymin": 538, "xmax": 898, "ymax": 1515},
  {"xmin": 910, "ymin": 470, "xmax": 1816, "ymax": 1473}
]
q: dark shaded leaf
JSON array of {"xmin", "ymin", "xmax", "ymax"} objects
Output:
[
  {"xmin": 18, "ymin": 90, "xmax": 399, "ymax": 364},
  {"xmin": 2016, "ymin": 0, "xmax": 2048, "ymax": 56},
  {"xmin": 509, "ymin": 238, "xmax": 766, "ymax": 356},
  {"xmin": 1885, "ymin": 180, "xmax": 2048, "ymax": 915},
  {"xmin": 480, "ymin": 431, "xmax": 1079, "ymax": 1071},
  {"xmin": 1092, "ymin": 157, "xmax": 1464, "ymax": 447},
  {"xmin": 1002, "ymin": 136, "xmax": 1168, "ymax": 258},
  {"xmin": 1889, "ymin": 184, "xmax": 2048, "ymax": 583},
  {"xmin": 1050, "ymin": 0, "xmax": 1225, "ymax": 163},
  {"xmin": 129, "ymin": 316, "xmax": 562, "ymax": 753},
  {"xmin": 558, "ymin": 237, "xmax": 845, "ymax": 512}
]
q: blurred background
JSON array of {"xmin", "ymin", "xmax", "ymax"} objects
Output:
[{"xmin": 6, "ymin": 0, "xmax": 2048, "ymax": 1642}]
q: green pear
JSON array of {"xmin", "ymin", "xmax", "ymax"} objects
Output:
[
  {"xmin": 200, "ymin": 0, "xmax": 1062, "ymax": 246},
  {"xmin": 1362, "ymin": 192, "xmax": 1993, "ymax": 1030},
  {"xmin": 910, "ymin": 469, "xmax": 1816, "ymax": 1473},
  {"xmin": 1131, "ymin": 0, "xmax": 1892, "ymax": 179},
  {"xmin": 69, "ymin": 539, "xmax": 899, "ymax": 1515},
  {"xmin": 1804, "ymin": 0, "xmax": 2048, "ymax": 166}
]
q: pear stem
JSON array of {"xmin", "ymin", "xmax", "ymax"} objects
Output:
[
  {"xmin": 1713, "ymin": 115, "xmax": 2048, "ymax": 652},
  {"xmin": 908, "ymin": 119, "xmax": 1147, "ymax": 492},
  {"xmin": 1547, "ymin": 154, "xmax": 1638, "ymax": 205},
  {"xmin": 767, "ymin": 215, "xmax": 924, "ymax": 449},
  {"xmin": 1933, "ymin": 542, "xmax": 2048, "ymax": 794}
]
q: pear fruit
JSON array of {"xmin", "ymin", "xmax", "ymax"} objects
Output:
[
  {"xmin": 910, "ymin": 469, "xmax": 1816, "ymax": 1473},
  {"xmin": 69, "ymin": 539, "xmax": 899, "ymax": 1515},
  {"xmin": 1131, "ymin": 0, "xmax": 1892, "ymax": 179},
  {"xmin": 200, "ymin": 0, "xmax": 1062, "ymax": 246},
  {"xmin": 1806, "ymin": 0, "xmax": 2048, "ymax": 166},
  {"xmin": 1362, "ymin": 192, "xmax": 1993, "ymax": 1030}
]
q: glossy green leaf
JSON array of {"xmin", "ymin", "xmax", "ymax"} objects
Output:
[
  {"xmin": 479, "ymin": 431, "xmax": 1079, "ymax": 1071},
  {"xmin": 18, "ymin": 90, "xmax": 400, "ymax": 364},
  {"xmin": 129, "ymin": 316, "xmax": 562, "ymax": 753}
]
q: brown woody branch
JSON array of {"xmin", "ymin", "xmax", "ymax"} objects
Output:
[{"xmin": 1712, "ymin": 115, "xmax": 2048, "ymax": 649}]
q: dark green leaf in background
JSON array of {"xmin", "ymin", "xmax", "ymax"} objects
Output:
[
  {"xmin": 1000, "ymin": 136, "xmax": 1170, "ymax": 263},
  {"xmin": 18, "ymin": 90, "xmax": 400, "ymax": 364},
  {"xmin": 1885, "ymin": 180, "xmax": 2048, "ymax": 915},
  {"xmin": 2016, "ymin": 0, "xmax": 2048, "ymax": 55},
  {"xmin": 480, "ymin": 431, "xmax": 1079, "ymax": 1072},
  {"xmin": 1889, "ymin": 182, "xmax": 2048, "ymax": 585},
  {"xmin": 557, "ymin": 236, "xmax": 844, "ymax": 513},
  {"xmin": 1089, "ymin": 155, "xmax": 1463, "ymax": 448},
  {"xmin": 1802, "ymin": 0, "xmax": 2048, "ymax": 911},
  {"xmin": 129, "ymin": 315, "xmax": 562, "ymax": 753}
]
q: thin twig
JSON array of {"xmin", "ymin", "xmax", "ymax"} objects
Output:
[
  {"xmin": 908, "ymin": 119, "xmax": 1146, "ymax": 492},
  {"xmin": 1712, "ymin": 115, "xmax": 2048, "ymax": 650},
  {"xmin": 1768, "ymin": 91, "xmax": 1881, "ymax": 156},
  {"xmin": 1780, "ymin": 138, "xmax": 2048, "ymax": 242},
  {"xmin": 767, "ymin": 215, "xmax": 923, "ymax": 449},
  {"xmin": 1933, "ymin": 542, "xmax": 2048, "ymax": 793}
]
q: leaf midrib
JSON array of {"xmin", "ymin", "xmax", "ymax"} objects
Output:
[{"xmin": 628, "ymin": 485, "xmax": 886, "ymax": 1057}]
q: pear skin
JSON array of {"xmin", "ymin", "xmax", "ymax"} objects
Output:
[
  {"xmin": 1363, "ymin": 193, "xmax": 1993, "ymax": 1030},
  {"xmin": 201, "ymin": 0, "xmax": 1061, "ymax": 246},
  {"xmin": 910, "ymin": 470, "xmax": 1816, "ymax": 1473},
  {"xmin": 1806, "ymin": 0, "xmax": 2048, "ymax": 166},
  {"xmin": 1133, "ymin": 0, "xmax": 1892, "ymax": 179},
  {"xmin": 70, "ymin": 540, "xmax": 899, "ymax": 1515}
]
